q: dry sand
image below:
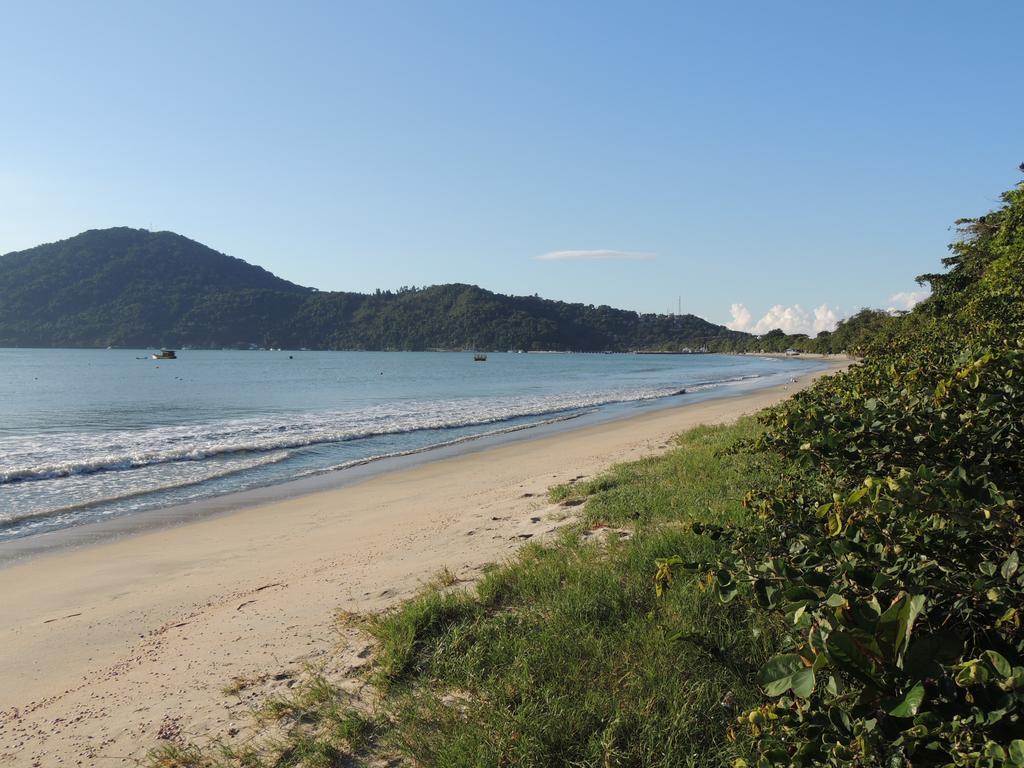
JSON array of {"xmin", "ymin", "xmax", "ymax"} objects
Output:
[{"xmin": 0, "ymin": 363, "xmax": 846, "ymax": 766}]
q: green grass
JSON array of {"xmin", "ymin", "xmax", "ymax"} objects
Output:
[
  {"xmin": 148, "ymin": 416, "xmax": 785, "ymax": 767},
  {"xmin": 365, "ymin": 417, "xmax": 785, "ymax": 767},
  {"xmin": 548, "ymin": 420, "xmax": 775, "ymax": 528}
]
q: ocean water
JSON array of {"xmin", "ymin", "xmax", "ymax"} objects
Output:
[{"xmin": 0, "ymin": 349, "xmax": 823, "ymax": 542}]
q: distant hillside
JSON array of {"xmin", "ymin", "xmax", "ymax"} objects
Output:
[
  {"xmin": 0, "ymin": 228, "xmax": 310, "ymax": 348},
  {"xmin": 0, "ymin": 227, "xmax": 753, "ymax": 351}
]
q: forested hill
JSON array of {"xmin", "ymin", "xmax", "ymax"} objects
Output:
[
  {"xmin": 0, "ymin": 227, "xmax": 751, "ymax": 351},
  {"xmin": 0, "ymin": 228, "xmax": 311, "ymax": 348}
]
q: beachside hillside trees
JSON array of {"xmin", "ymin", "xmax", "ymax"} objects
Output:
[
  {"xmin": 0, "ymin": 227, "xmax": 877, "ymax": 353},
  {"xmin": 657, "ymin": 178, "xmax": 1024, "ymax": 766}
]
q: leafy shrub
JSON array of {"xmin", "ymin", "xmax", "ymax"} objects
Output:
[{"xmin": 657, "ymin": 180, "xmax": 1024, "ymax": 766}]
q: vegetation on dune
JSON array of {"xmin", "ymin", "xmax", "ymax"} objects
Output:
[
  {"xmin": 657, "ymin": 179, "xmax": 1024, "ymax": 766},
  {"xmin": 149, "ymin": 671, "xmax": 377, "ymax": 768},
  {"xmin": 362, "ymin": 420, "xmax": 788, "ymax": 768}
]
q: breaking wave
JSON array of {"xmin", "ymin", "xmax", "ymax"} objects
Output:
[{"xmin": 0, "ymin": 377, "xmax": 760, "ymax": 487}]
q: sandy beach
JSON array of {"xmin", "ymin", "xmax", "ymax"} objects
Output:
[{"xmin": 0, "ymin": 363, "xmax": 845, "ymax": 767}]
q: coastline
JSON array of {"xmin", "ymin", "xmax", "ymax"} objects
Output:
[
  {"xmin": 0, "ymin": 360, "xmax": 847, "ymax": 766},
  {"xmin": 0, "ymin": 357, "xmax": 831, "ymax": 565}
]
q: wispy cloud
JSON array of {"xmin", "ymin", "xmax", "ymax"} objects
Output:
[
  {"xmin": 727, "ymin": 302, "xmax": 843, "ymax": 335},
  {"xmin": 535, "ymin": 249, "xmax": 656, "ymax": 262}
]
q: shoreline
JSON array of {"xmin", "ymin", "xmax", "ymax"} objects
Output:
[
  {"xmin": 0, "ymin": 360, "xmax": 847, "ymax": 766},
  {"xmin": 0, "ymin": 359, "xmax": 830, "ymax": 567}
]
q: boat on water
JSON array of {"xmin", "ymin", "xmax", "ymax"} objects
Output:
[
  {"xmin": 473, "ymin": 353, "xmax": 487, "ymax": 362},
  {"xmin": 152, "ymin": 349, "xmax": 177, "ymax": 360}
]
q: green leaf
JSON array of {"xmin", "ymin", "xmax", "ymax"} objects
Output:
[
  {"xmin": 824, "ymin": 631, "xmax": 884, "ymax": 691},
  {"xmin": 897, "ymin": 594, "xmax": 926, "ymax": 660},
  {"xmin": 955, "ymin": 661, "xmax": 990, "ymax": 687},
  {"xmin": 828, "ymin": 706, "xmax": 851, "ymax": 735},
  {"xmin": 985, "ymin": 650, "xmax": 1012, "ymax": 678},
  {"xmin": 985, "ymin": 743, "xmax": 1006, "ymax": 761},
  {"xmin": 759, "ymin": 654, "xmax": 815, "ymax": 698},
  {"xmin": 1002, "ymin": 550, "xmax": 1020, "ymax": 580},
  {"xmin": 998, "ymin": 607, "xmax": 1019, "ymax": 627},
  {"xmin": 847, "ymin": 486, "xmax": 869, "ymax": 505},
  {"xmin": 782, "ymin": 586, "xmax": 819, "ymax": 602},
  {"xmin": 876, "ymin": 593, "xmax": 925, "ymax": 663},
  {"xmin": 791, "ymin": 667, "xmax": 815, "ymax": 698},
  {"xmin": 885, "ymin": 682, "xmax": 925, "ymax": 718},
  {"xmin": 1006, "ymin": 673, "xmax": 1024, "ymax": 696},
  {"xmin": 716, "ymin": 582, "xmax": 738, "ymax": 603},
  {"xmin": 715, "ymin": 569, "xmax": 738, "ymax": 604},
  {"xmin": 1008, "ymin": 739, "xmax": 1024, "ymax": 766},
  {"xmin": 752, "ymin": 579, "xmax": 776, "ymax": 608}
]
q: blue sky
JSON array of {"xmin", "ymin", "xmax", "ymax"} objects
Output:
[{"xmin": 1, "ymin": 2, "xmax": 1021, "ymax": 333}]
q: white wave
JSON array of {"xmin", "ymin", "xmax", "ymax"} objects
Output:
[
  {"xmin": 293, "ymin": 410, "xmax": 588, "ymax": 480},
  {"xmin": 0, "ymin": 375, "xmax": 761, "ymax": 487},
  {"xmin": 0, "ymin": 450, "xmax": 292, "ymax": 527}
]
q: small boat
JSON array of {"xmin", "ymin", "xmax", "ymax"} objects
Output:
[
  {"xmin": 152, "ymin": 349, "xmax": 177, "ymax": 360},
  {"xmin": 473, "ymin": 353, "xmax": 487, "ymax": 362}
]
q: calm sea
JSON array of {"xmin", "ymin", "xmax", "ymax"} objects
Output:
[{"xmin": 0, "ymin": 349, "xmax": 823, "ymax": 542}]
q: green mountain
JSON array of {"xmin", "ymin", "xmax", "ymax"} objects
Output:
[
  {"xmin": 0, "ymin": 228, "xmax": 753, "ymax": 351},
  {"xmin": 0, "ymin": 228, "xmax": 310, "ymax": 348}
]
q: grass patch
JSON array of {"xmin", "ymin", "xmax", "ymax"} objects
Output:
[
  {"xmin": 149, "ymin": 743, "xmax": 215, "ymax": 768},
  {"xmin": 367, "ymin": 416, "xmax": 784, "ymax": 767},
  {"xmin": 147, "ymin": 672, "xmax": 380, "ymax": 768},
  {"xmin": 373, "ymin": 531, "xmax": 778, "ymax": 767},
  {"xmin": 549, "ymin": 419, "xmax": 776, "ymax": 529}
]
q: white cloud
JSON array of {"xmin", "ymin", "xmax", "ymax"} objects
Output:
[
  {"xmin": 727, "ymin": 302, "xmax": 843, "ymax": 336},
  {"xmin": 535, "ymin": 249, "xmax": 656, "ymax": 261},
  {"xmin": 812, "ymin": 304, "xmax": 840, "ymax": 333},
  {"xmin": 727, "ymin": 303, "xmax": 752, "ymax": 331},
  {"xmin": 887, "ymin": 290, "xmax": 929, "ymax": 311}
]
